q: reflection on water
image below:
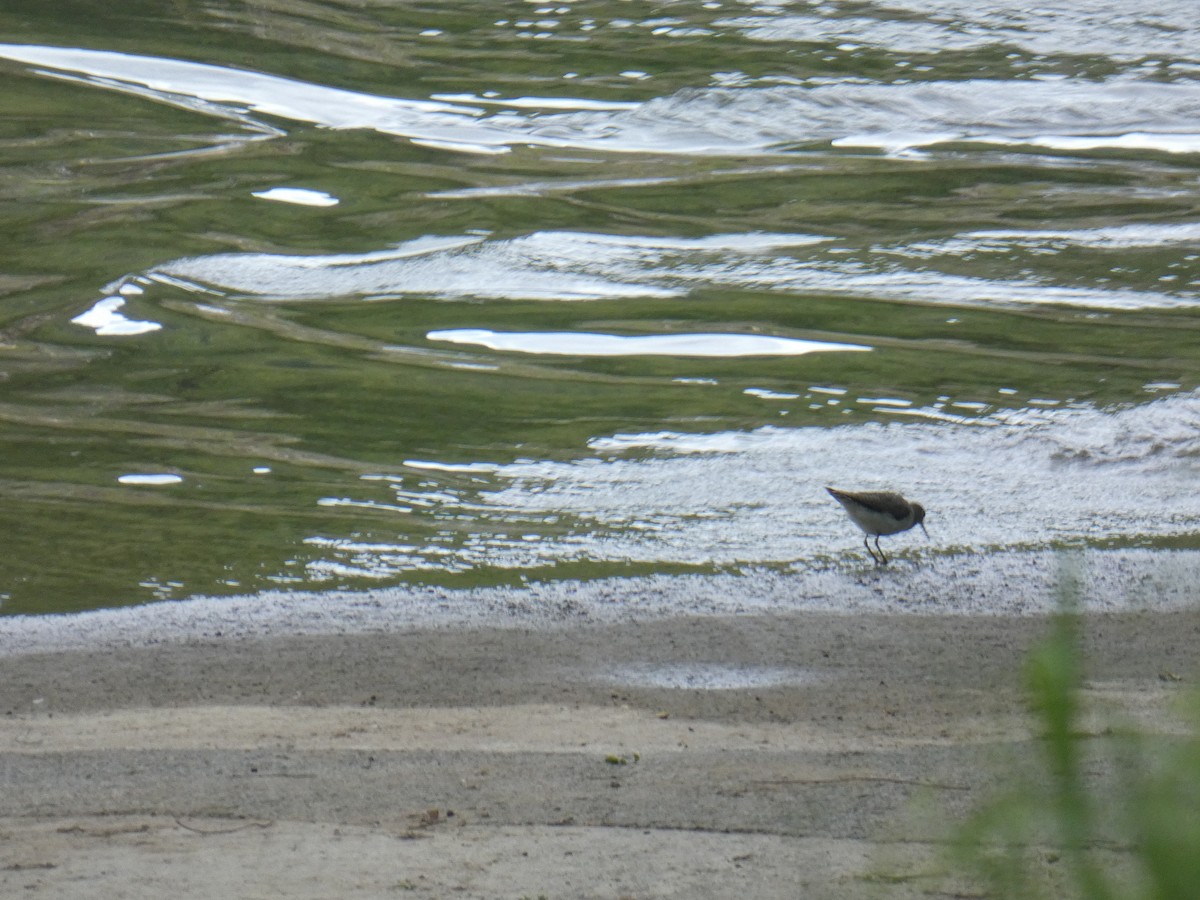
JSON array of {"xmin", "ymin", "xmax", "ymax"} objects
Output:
[
  {"xmin": 71, "ymin": 296, "xmax": 162, "ymax": 336},
  {"xmin": 251, "ymin": 187, "xmax": 340, "ymax": 207},
  {"xmin": 119, "ymin": 226, "xmax": 1200, "ymax": 310},
  {"xmin": 5, "ymin": 43, "xmax": 1200, "ymax": 158},
  {"xmin": 723, "ymin": 1, "xmax": 1199, "ymax": 59},
  {"xmin": 117, "ymin": 474, "xmax": 184, "ymax": 486},
  {"xmin": 426, "ymin": 329, "xmax": 871, "ymax": 357},
  {"xmin": 0, "ymin": 3, "xmax": 1199, "ymax": 614},
  {"xmin": 153, "ymin": 231, "xmax": 832, "ymax": 302}
]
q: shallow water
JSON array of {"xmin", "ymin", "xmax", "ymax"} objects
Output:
[{"xmin": 1, "ymin": 2, "xmax": 1198, "ymax": 614}]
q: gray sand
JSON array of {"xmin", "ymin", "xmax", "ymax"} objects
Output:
[{"xmin": 2, "ymin": 551, "xmax": 1199, "ymax": 898}]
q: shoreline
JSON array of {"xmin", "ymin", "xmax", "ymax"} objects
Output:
[{"xmin": 3, "ymin": 548, "xmax": 1199, "ymax": 658}]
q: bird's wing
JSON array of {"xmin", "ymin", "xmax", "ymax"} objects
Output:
[{"xmin": 829, "ymin": 489, "xmax": 910, "ymax": 518}]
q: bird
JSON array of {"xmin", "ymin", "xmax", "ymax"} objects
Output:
[{"xmin": 826, "ymin": 487, "xmax": 927, "ymax": 566}]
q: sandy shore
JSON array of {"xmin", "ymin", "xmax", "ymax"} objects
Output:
[{"xmin": 2, "ymin": 558, "xmax": 1199, "ymax": 898}]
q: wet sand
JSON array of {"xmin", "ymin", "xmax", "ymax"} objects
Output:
[{"xmin": 2, "ymin": 557, "xmax": 1199, "ymax": 898}]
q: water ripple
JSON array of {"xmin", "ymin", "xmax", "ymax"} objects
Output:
[
  {"xmin": 143, "ymin": 229, "xmax": 1194, "ymax": 312},
  {"xmin": 4, "ymin": 44, "xmax": 1198, "ymax": 157}
]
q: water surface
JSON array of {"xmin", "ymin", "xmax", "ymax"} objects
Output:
[{"xmin": 1, "ymin": 2, "xmax": 1198, "ymax": 614}]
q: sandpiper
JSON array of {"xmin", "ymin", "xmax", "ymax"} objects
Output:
[{"xmin": 826, "ymin": 487, "xmax": 927, "ymax": 566}]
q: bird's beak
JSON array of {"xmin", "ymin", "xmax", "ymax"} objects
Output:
[{"xmin": 919, "ymin": 523, "xmax": 929, "ymax": 539}]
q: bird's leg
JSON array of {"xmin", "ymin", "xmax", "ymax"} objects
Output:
[
  {"xmin": 863, "ymin": 536, "xmax": 882, "ymax": 566},
  {"xmin": 874, "ymin": 536, "xmax": 888, "ymax": 566}
]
